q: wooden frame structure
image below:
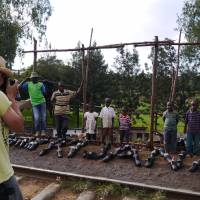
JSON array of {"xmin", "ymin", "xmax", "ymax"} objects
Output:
[{"xmin": 22, "ymin": 37, "xmax": 200, "ymax": 149}]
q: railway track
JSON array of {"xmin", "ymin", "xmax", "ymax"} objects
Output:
[{"xmin": 13, "ymin": 164, "xmax": 200, "ymax": 200}]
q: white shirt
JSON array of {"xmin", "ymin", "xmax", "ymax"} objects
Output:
[
  {"xmin": 84, "ymin": 112, "xmax": 98, "ymax": 134},
  {"xmin": 99, "ymin": 106, "xmax": 115, "ymax": 128}
]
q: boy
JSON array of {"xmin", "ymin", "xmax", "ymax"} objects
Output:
[
  {"xmin": 119, "ymin": 107, "xmax": 131, "ymax": 145},
  {"xmin": 163, "ymin": 102, "xmax": 179, "ymax": 155},
  {"xmin": 83, "ymin": 104, "xmax": 98, "ymax": 141},
  {"xmin": 185, "ymin": 99, "xmax": 200, "ymax": 156},
  {"xmin": 99, "ymin": 98, "xmax": 115, "ymax": 145}
]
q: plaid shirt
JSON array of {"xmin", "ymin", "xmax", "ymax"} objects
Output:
[{"xmin": 185, "ymin": 110, "xmax": 200, "ymax": 134}]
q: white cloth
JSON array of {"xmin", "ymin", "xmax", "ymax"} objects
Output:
[
  {"xmin": 84, "ymin": 112, "xmax": 98, "ymax": 134},
  {"xmin": 99, "ymin": 106, "xmax": 115, "ymax": 128}
]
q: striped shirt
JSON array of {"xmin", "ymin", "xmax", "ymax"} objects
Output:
[
  {"xmin": 119, "ymin": 113, "xmax": 131, "ymax": 130},
  {"xmin": 185, "ymin": 110, "xmax": 200, "ymax": 134},
  {"xmin": 51, "ymin": 89, "xmax": 76, "ymax": 115}
]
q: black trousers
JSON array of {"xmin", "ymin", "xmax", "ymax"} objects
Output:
[{"xmin": 55, "ymin": 114, "xmax": 69, "ymax": 138}]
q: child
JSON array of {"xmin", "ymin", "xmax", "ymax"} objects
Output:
[
  {"xmin": 99, "ymin": 98, "xmax": 115, "ymax": 145},
  {"xmin": 119, "ymin": 107, "xmax": 131, "ymax": 145},
  {"xmin": 163, "ymin": 102, "xmax": 179, "ymax": 155},
  {"xmin": 185, "ymin": 99, "xmax": 200, "ymax": 156},
  {"xmin": 83, "ymin": 104, "xmax": 98, "ymax": 141}
]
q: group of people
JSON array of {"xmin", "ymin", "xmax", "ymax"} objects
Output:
[
  {"xmin": 1, "ymin": 54, "xmax": 200, "ymax": 199},
  {"xmin": 163, "ymin": 100, "xmax": 200, "ymax": 158},
  {"xmin": 19, "ymin": 70, "xmax": 132, "ymax": 146}
]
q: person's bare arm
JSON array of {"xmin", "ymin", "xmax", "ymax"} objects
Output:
[{"xmin": 3, "ymin": 80, "xmax": 24, "ymax": 132}]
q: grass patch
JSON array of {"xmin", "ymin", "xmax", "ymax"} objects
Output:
[
  {"xmin": 58, "ymin": 178, "xmax": 166, "ymax": 200},
  {"xmin": 22, "ymin": 108, "xmax": 185, "ymax": 134}
]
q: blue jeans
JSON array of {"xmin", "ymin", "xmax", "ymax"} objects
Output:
[
  {"xmin": 0, "ymin": 176, "xmax": 23, "ymax": 200},
  {"xmin": 186, "ymin": 133, "xmax": 200, "ymax": 155},
  {"xmin": 32, "ymin": 102, "xmax": 46, "ymax": 132}
]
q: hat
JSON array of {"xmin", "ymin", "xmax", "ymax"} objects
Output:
[
  {"xmin": 30, "ymin": 71, "xmax": 40, "ymax": 79},
  {"xmin": 0, "ymin": 56, "xmax": 12, "ymax": 77}
]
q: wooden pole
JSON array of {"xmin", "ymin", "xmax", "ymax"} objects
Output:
[
  {"xmin": 85, "ymin": 28, "xmax": 93, "ymax": 103},
  {"xmin": 169, "ymin": 66, "xmax": 175, "ymax": 102},
  {"xmin": 33, "ymin": 38, "xmax": 37, "ymax": 72},
  {"xmin": 149, "ymin": 36, "xmax": 159, "ymax": 149},
  {"xmin": 171, "ymin": 30, "xmax": 182, "ymax": 102},
  {"xmin": 82, "ymin": 44, "xmax": 86, "ymax": 115},
  {"xmin": 23, "ymin": 41, "xmax": 200, "ymax": 54}
]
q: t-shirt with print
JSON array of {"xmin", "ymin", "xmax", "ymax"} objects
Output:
[
  {"xmin": 163, "ymin": 110, "xmax": 179, "ymax": 131},
  {"xmin": 51, "ymin": 89, "xmax": 76, "ymax": 115},
  {"xmin": 99, "ymin": 106, "xmax": 115, "ymax": 128},
  {"xmin": 84, "ymin": 112, "xmax": 98, "ymax": 134},
  {"xmin": 0, "ymin": 91, "xmax": 14, "ymax": 183},
  {"xmin": 119, "ymin": 113, "xmax": 131, "ymax": 131}
]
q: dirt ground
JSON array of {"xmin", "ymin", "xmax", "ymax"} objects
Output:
[
  {"xmin": 10, "ymin": 143, "xmax": 200, "ymax": 193},
  {"xmin": 19, "ymin": 177, "xmax": 50, "ymax": 200}
]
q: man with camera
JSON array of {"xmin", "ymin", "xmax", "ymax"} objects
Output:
[{"xmin": 0, "ymin": 56, "xmax": 24, "ymax": 200}]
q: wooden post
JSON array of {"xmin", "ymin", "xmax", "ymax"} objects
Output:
[
  {"xmin": 33, "ymin": 38, "xmax": 37, "ymax": 72},
  {"xmin": 171, "ymin": 30, "xmax": 182, "ymax": 102},
  {"xmin": 169, "ymin": 66, "xmax": 175, "ymax": 102},
  {"xmin": 82, "ymin": 44, "xmax": 86, "ymax": 116},
  {"xmin": 85, "ymin": 28, "xmax": 93, "ymax": 103},
  {"xmin": 149, "ymin": 36, "xmax": 159, "ymax": 149}
]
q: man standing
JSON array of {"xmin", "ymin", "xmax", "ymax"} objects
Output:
[
  {"xmin": 185, "ymin": 99, "xmax": 200, "ymax": 156},
  {"xmin": 19, "ymin": 72, "xmax": 47, "ymax": 137},
  {"xmin": 51, "ymin": 81, "xmax": 83, "ymax": 139},
  {"xmin": 162, "ymin": 102, "xmax": 179, "ymax": 157},
  {"xmin": 100, "ymin": 98, "xmax": 115, "ymax": 146},
  {"xmin": 0, "ymin": 56, "xmax": 24, "ymax": 200}
]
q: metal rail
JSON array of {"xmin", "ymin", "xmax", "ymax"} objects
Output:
[{"xmin": 12, "ymin": 164, "xmax": 200, "ymax": 199}]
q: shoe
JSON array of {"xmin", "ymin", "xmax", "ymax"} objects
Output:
[
  {"xmin": 159, "ymin": 148, "xmax": 165, "ymax": 157},
  {"xmin": 133, "ymin": 154, "xmax": 142, "ymax": 167},
  {"xmin": 170, "ymin": 160, "xmax": 178, "ymax": 171},
  {"xmin": 35, "ymin": 131, "xmax": 40, "ymax": 137},
  {"xmin": 41, "ymin": 131, "xmax": 46, "ymax": 137},
  {"xmin": 144, "ymin": 157, "xmax": 155, "ymax": 168},
  {"xmin": 176, "ymin": 156, "xmax": 183, "ymax": 169},
  {"xmin": 102, "ymin": 152, "xmax": 115, "ymax": 162},
  {"xmin": 189, "ymin": 161, "xmax": 199, "ymax": 172},
  {"xmin": 83, "ymin": 151, "xmax": 98, "ymax": 160}
]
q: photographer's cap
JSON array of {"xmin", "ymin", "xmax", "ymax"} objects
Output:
[{"xmin": 0, "ymin": 56, "xmax": 12, "ymax": 77}]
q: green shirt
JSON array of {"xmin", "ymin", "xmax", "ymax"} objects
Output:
[
  {"xmin": 28, "ymin": 82, "xmax": 46, "ymax": 106},
  {"xmin": 163, "ymin": 110, "xmax": 179, "ymax": 131},
  {"xmin": 0, "ymin": 91, "xmax": 14, "ymax": 183}
]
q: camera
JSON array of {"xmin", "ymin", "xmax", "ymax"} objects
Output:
[{"xmin": 9, "ymin": 79, "xmax": 15, "ymax": 85}]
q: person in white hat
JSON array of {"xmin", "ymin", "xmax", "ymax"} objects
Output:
[
  {"xmin": 0, "ymin": 56, "xmax": 24, "ymax": 199},
  {"xmin": 19, "ymin": 71, "xmax": 47, "ymax": 137}
]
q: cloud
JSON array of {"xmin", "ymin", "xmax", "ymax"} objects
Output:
[{"xmin": 13, "ymin": 0, "xmax": 185, "ymax": 70}]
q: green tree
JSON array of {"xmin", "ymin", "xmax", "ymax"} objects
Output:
[
  {"xmin": 0, "ymin": 0, "xmax": 52, "ymax": 65},
  {"xmin": 148, "ymin": 39, "xmax": 177, "ymax": 111},
  {"xmin": 71, "ymin": 41, "xmax": 111, "ymax": 106},
  {"xmin": 113, "ymin": 47, "xmax": 140, "ymax": 109},
  {"xmin": 178, "ymin": 0, "xmax": 200, "ymax": 70}
]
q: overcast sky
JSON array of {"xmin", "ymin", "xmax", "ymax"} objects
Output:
[{"xmin": 13, "ymin": 0, "xmax": 185, "ymax": 70}]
